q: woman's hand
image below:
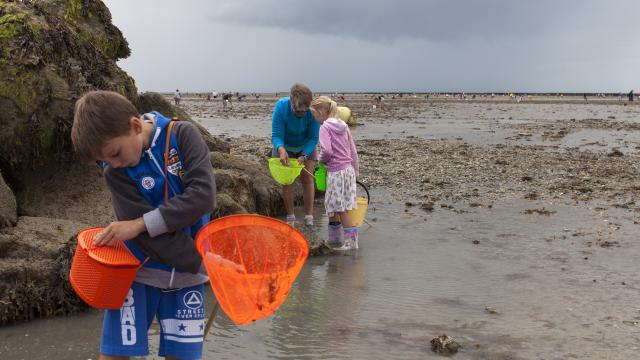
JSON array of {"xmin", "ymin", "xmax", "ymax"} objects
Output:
[
  {"xmin": 94, "ymin": 218, "xmax": 146, "ymax": 247},
  {"xmin": 278, "ymin": 147, "xmax": 290, "ymax": 166}
]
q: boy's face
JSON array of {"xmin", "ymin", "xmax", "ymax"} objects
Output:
[{"xmin": 98, "ymin": 117, "xmax": 145, "ymax": 168}]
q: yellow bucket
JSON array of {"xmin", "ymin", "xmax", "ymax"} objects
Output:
[{"xmin": 347, "ymin": 197, "xmax": 368, "ymax": 227}]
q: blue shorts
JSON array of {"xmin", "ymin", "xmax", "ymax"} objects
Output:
[{"xmin": 100, "ymin": 282, "xmax": 206, "ymax": 359}]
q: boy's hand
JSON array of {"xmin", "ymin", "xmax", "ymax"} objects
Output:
[{"xmin": 94, "ymin": 218, "xmax": 146, "ymax": 247}]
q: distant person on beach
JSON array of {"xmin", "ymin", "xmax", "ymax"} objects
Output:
[
  {"xmin": 222, "ymin": 93, "xmax": 233, "ymax": 110},
  {"xmin": 71, "ymin": 91, "xmax": 216, "ymax": 360},
  {"xmin": 310, "ymin": 96, "xmax": 360, "ymax": 250},
  {"xmin": 174, "ymin": 89, "xmax": 181, "ymax": 106},
  {"xmin": 372, "ymin": 95, "xmax": 386, "ymax": 111},
  {"xmin": 629, "ymin": 90, "xmax": 634, "ymax": 102},
  {"xmin": 271, "ymin": 83, "xmax": 319, "ymax": 226}
]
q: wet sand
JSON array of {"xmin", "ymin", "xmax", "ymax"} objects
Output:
[{"xmin": 2, "ymin": 95, "xmax": 639, "ymax": 359}]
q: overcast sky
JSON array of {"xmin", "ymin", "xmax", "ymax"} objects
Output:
[{"xmin": 103, "ymin": 0, "xmax": 639, "ymax": 93}]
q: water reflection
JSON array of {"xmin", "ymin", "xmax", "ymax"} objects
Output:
[{"xmin": 2, "ymin": 194, "xmax": 640, "ymax": 359}]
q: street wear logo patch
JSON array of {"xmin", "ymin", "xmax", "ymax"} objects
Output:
[
  {"xmin": 167, "ymin": 147, "xmax": 183, "ymax": 176},
  {"xmin": 141, "ymin": 176, "xmax": 155, "ymax": 190},
  {"xmin": 183, "ymin": 290, "xmax": 203, "ymax": 310}
]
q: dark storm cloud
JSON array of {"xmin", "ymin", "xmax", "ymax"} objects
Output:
[
  {"xmin": 212, "ymin": 0, "xmax": 572, "ymax": 43},
  {"xmin": 104, "ymin": 0, "xmax": 640, "ymax": 92}
]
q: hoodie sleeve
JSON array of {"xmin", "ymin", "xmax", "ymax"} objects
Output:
[
  {"xmin": 347, "ymin": 128, "xmax": 359, "ymax": 176},
  {"xmin": 318, "ymin": 124, "xmax": 333, "ymax": 164},
  {"xmin": 271, "ymin": 100, "xmax": 285, "ymax": 152},
  {"xmin": 104, "ymin": 166, "xmax": 202, "ymax": 273},
  {"xmin": 302, "ymin": 116, "xmax": 320, "ymax": 157}
]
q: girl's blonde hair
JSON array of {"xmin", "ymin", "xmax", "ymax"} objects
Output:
[{"xmin": 310, "ymin": 96, "xmax": 337, "ymax": 118}]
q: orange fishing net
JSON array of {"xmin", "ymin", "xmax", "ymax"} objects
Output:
[{"xmin": 195, "ymin": 215, "xmax": 309, "ymax": 325}]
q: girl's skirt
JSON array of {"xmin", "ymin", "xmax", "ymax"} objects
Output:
[{"xmin": 324, "ymin": 166, "xmax": 357, "ymax": 217}]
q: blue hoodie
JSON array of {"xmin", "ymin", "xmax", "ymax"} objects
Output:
[{"xmin": 271, "ymin": 97, "xmax": 320, "ymax": 156}]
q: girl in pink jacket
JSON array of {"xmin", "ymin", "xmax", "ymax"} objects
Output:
[{"xmin": 310, "ymin": 96, "xmax": 360, "ymax": 250}]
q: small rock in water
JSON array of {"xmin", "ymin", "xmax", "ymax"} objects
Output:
[
  {"xmin": 421, "ymin": 202, "xmax": 435, "ymax": 212},
  {"xmin": 485, "ymin": 306, "xmax": 499, "ymax": 314},
  {"xmin": 430, "ymin": 334, "xmax": 461, "ymax": 355},
  {"xmin": 523, "ymin": 207, "xmax": 556, "ymax": 215},
  {"xmin": 608, "ymin": 148, "xmax": 624, "ymax": 157}
]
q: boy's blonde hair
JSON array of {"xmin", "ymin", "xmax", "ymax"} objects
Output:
[
  {"xmin": 71, "ymin": 90, "xmax": 138, "ymax": 162},
  {"xmin": 310, "ymin": 96, "xmax": 337, "ymax": 118},
  {"xmin": 290, "ymin": 83, "xmax": 312, "ymax": 111}
]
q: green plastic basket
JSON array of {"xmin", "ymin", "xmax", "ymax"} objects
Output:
[
  {"xmin": 314, "ymin": 163, "xmax": 327, "ymax": 191},
  {"xmin": 268, "ymin": 158, "xmax": 304, "ymax": 185}
]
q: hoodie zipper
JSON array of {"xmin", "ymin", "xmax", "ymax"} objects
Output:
[
  {"xmin": 145, "ymin": 126, "xmax": 178, "ymax": 197},
  {"xmin": 143, "ymin": 120, "xmax": 178, "ymax": 287}
]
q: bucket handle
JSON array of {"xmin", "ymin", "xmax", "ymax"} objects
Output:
[{"xmin": 356, "ymin": 180, "xmax": 370, "ymax": 204}]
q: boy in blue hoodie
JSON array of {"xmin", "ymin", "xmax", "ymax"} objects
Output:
[{"xmin": 71, "ymin": 91, "xmax": 216, "ymax": 360}]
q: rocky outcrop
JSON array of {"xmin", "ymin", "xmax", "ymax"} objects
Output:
[
  {"xmin": 0, "ymin": 0, "xmax": 286, "ymax": 325},
  {"xmin": 211, "ymin": 151, "xmax": 284, "ymax": 217},
  {"xmin": 0, "ymin": 0, "xmax": 132, "ymax": 323},
  {"xmin": 0, "ymin": 171, "xmax": 17, "ymax": 228},
  {"xmin": 0, "ymin": 217, "xmax": 89, "ymax": 324},
  {"xmin": 15, "ymin": 162, "xmax": 115, "ymax": 226},
  {"xmin": 0, "ymin": 0, "xmax": 137, "ymax": 188}
]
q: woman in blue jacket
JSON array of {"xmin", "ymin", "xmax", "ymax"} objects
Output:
[{"xmin": 271, "ymin": 83, "xmax": 320, "ymax": 226}]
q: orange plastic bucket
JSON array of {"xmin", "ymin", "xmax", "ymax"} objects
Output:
[
  {"xmin": 69, "ymin": 227, "xmax": 140, "ymax": 309},
  {"xmin": 195, "ymin": 214, "xmax": 309, "ymax": 325}
]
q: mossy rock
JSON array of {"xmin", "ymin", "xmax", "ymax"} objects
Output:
[
  {"xmin": 0, "ymin": 0, "xmax": 137, "ymax": 188},
  {"xmin": 0, "ymin": 171, "xmax": 17, "ymax": 228},
  {"xmin": 210, "ymin": 151, "xmax": 287, "ymax": 216},
  {"xmin": 0, "ymin": 216, "xmax": 89, "ymax": 325}
]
